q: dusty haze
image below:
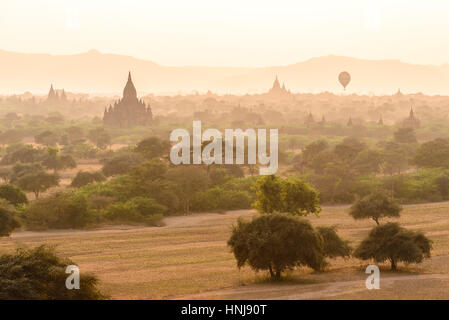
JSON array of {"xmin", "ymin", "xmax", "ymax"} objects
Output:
[{"xmin": 2, "ymin": 49, "xmax": 449, "ymax": 95}]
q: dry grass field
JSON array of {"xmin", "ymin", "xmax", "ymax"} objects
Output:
[{"xmin": 1, "ymin": 203, "xmax": 449, "ymax": 299}]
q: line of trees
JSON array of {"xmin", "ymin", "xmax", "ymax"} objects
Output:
[{"xmin": 228, "ymin": 176, "xmax": 432, "ymax": 280}]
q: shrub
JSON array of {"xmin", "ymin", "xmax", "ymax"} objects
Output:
[
  {"xmin": 71, "ymin": 171, "xmax": 106, "ymax": 188},
  {"xmin": 105, "ymin": 201, "xmax": 142, "ymax": 222},
  {"xmin": 191, "ymin": 187, "xmax": 253, "ymax": 212},
  {"xmin": 126, "ymin": 196, "xmax": 167, "ymax": 216},
  {"xmin": 134, "ymin": 136, "xmax": 170, "ymax": 160},
  {"xmin": 105, "ymin": 197, "xmax": 166, "ymax": 225},
  {"xmin": 0, "ymin": 245, "xmax": 106, "ymax": 299},
  {"xmin": 0, "ymin": 200, "xmax": 20, "ymax": 237},
  {"xmin": 23, "ymin": 192, "xmax": 90, "ymax": 230},
  {"xmin": 101, "ymin": 154, "xmax": 143, "ymax": 176},
  {"xmin": 316, "ymin": 226, "xmax": 352, "ymax": 258},
  {"xmin": 62, "ymin": 142, "xmax": 98, "ymax": 159},
  {"xmin": 0, "ymin": 184, "xmax": 28, "ymax": 206}
]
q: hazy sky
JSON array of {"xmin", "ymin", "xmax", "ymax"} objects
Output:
[{"xmin": 1, "ymin": 0, "xmax": 449, "ymax": 67}]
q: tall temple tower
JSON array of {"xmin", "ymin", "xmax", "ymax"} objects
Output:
[
  {"xmin": 103, "ymin": 72, "xmax": 153, "ymax": 128},
  {"xmin": 47, "ymin": 84, "xmax": 58, "ymax": 102}
]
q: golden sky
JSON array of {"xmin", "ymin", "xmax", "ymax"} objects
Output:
[{"xmin": 1, "ymin": 0, "xmax": 448, "ymax": 67}]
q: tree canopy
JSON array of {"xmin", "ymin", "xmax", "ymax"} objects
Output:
[
  {"xmin": 228, "ymin": 214, "xmax": 351, "ymax": 280},
  {"xmin": 16, "ymin": 171, "xmax": 59, "ymax": 199},
  {"xmin": 135, "ymin": 136, "xmax": 171, "ymax": 160},
  {"xmin": 253, "ymin": 175, "xmax": 321, "ymax": 216},
  {"xmin": 228, "ymin": 214, "xmax": 325, "ymax": 279},
  {"xmin": 349, "ymin": 192, "xmax": 402, "ymax": 225},
  {"xmin": 413, "ymin": 138, "xmax": 449, "ymax": 169},
  {"xmin": 0, "ymin": 184, "xmax": 28, "ymax": 207},
  {"xmin": 0, "ymin": 199, "xmax": 20, "ymax": 237},
  {"xmin": 70, "ymin": 171, "xmax": 106, "ymax": 188},
  {"xmin": 354, "ymin": 222, "xmax": 432, "ymax": 271}
]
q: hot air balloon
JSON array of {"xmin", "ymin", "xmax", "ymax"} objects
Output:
[{"xmin": 338, "ymin": 71, "xmax": 351, "ymax": 90}]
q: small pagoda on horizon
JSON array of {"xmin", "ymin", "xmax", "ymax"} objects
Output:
[
  {"xmin": 46, "ymin": 84, "xmax": 68, "ymax": 103},
  {"xmin": 402, "ymin": 106, "xmax": 420, "ymax": 128},
  {"xmin": 267, "ymin": 76, "xmax": 290, "ymax": 95}
]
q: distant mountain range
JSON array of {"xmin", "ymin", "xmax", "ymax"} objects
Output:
[{"xmin": 1, "ymin": 49, "xmax": 449, "ymax": 96}]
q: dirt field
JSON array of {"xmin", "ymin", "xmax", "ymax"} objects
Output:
[{"xmin": 1, "ymin": 203, "xmax": 449, "ymax": 299}]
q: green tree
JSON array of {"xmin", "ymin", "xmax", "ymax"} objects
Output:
[
  {"xmin": 0, "ymin": 129, "xmax": 23, "ymax": 146},
  {"xmin": 0, "ymin": 200, "xmax": 20, "ymax": 237},
  {"xmin": 352, "ymin": 149, "xmax": 383, "ymax": 175},
  {"xmin": 0, "ymin": 145, "xmax": 46, "ymax": 165},
  {"xmin": 413, "ymin": 138, "xmax": 449, "ymax": 169},
  {"xmin": 228, "ymin": 214, "xmax": 325, "ymax": 280},
  {"xmin": 334, "ymin": 137, "xmax": 366, "ymax": 164},
  {"xmin": 0, "ymin": 245, "xmax": 106, "ymax": 299},
  {"xmin": 65, "ymin": 126, "xmax": 85, "ymax": 144},
  {"xmin": 354, "ymin": 222, "xmax": 432, "ymax": 271},
  {"xmin": 349, "ymin": 192, "xmax": 402, "ymax": 225},
  {"xmin": 42, "ymin": 148, "xmax": 77, "ymax": 173},
  {"xmin": 70, "ymin": 171, "xmax": 106, "ymax": 188},
  {"xmin": 45, "ymin": 113, "xmax": 65, "ymax": 124},
  {"xmin": 105, "ymin": 197, "xmax": 166, "ymax": 225},
  {"xmin": 253, "ymin": 175, "xmax": 320, "ymax": 216},
  {"xmin": 96, "ymin": 132, "xmax": 111, "ymax": 150},
  {"xmin": 306, "ymin": 150, "xmax": 334, "ymax": 174},
  {"xmin": 127, "ymin": 196, "xmax": 167, "ymax": 216},
  {"xmin": 301, "ymin": 140, "xmax": 329, "ymax": 167},
  {"xmin": 381, "ymin": 142, "xmax": 409, "ymax": 175},
  {"xmin": 62, "ymin": 142, "xmax": 98, "ymax": 159},
  {"xmin": 16, "ymin": 171, "xmax": 59, "ymax": 199},
  {"xmin": 129, "ymin": 159, "xmax": 167, "ymax": 183},
  {"xmin": 0, "ymin": 167, "xmax": 12, "ymax": 183},
  {"xmin": 88, "ymin": 128, "xmax": 111, "ymax": 149},
  {"xmin": 316, "ymin": 226, "xmax": 352, "ymax": 258},
  {"xmin": 35, "ymin": 130, "xmax": 59, "ymax": 146},
  {"xmin": 101, "ymin": 154, "xmax": 143, "ymax": 177},
  {"xmin": 0, "ymin": 184, "xmax": 28, "ymax": 206},
  {"xmin": 10, "ymin": 163, "xmax": 44, "ymax": 183},
  {"xmin": 394, "ymin": 127, "xmax": 418, "ymax": 144},
  {"xmin": 23, "ymin": 191, "xmax": 89, "ymax": 229},
  {"xmin": 135, "ymin": 136, "xmax": 171, "ymax": 160},
  {"xmin": 166, "ymin": 166, "xmax": 209, "ymax": 214}
]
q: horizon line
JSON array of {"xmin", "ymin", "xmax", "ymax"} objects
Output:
[{"xmin": 1, "ymin": 48, "xmax": 447, "ymax": 69}]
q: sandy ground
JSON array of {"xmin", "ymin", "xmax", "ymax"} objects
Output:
[
  {"xmin": 177, "ymin": 271, "xmax": 449, "ymax": 300},
  {"xmin": 5, "ymin": 204, "xmax": 449, "ymax": 300}
]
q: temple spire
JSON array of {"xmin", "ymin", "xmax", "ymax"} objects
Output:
[
  {"xmin": 123, "ymin": 71, "xmax": 137, "ymax": 100},
  {"xmin": 272, "ymin": 75, "xmax": 280, "ymax": 90},
  {"xmin": 347, "ymin": 117, "xmax": 353, "ymax": 126},
  {"xmin": 409, "ymin": 106, "xmax": 415, "ymax": 119},
  {"xmin": 378, "ymin": 114, "xmax": 384, "ymax": 125},
  {"xmin": 47, "ymin": 84, "xmax": 57, "ymax": 101}
]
